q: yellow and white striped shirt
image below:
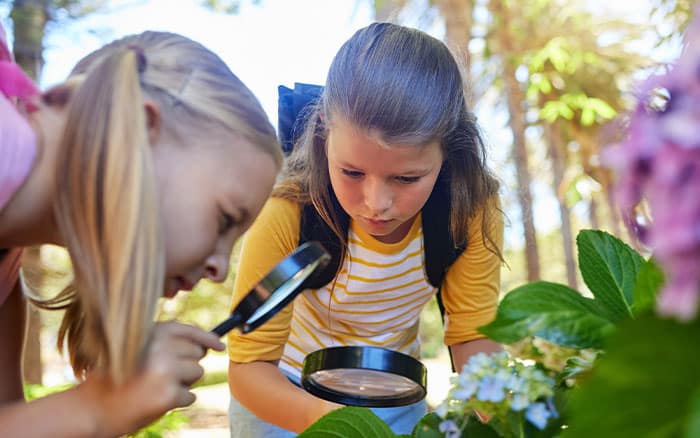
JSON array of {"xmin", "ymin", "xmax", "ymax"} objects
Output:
[{"xmin": 227, "ymin": 197, "xmax": 502, "ymax": 379}]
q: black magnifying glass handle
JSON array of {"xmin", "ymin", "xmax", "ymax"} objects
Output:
[{"xmin": 211, "ymin": 311, "xmax": 245, "ymax": 337}]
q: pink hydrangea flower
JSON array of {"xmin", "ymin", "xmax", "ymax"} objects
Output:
[{"xmin": 605, "ymin": 8, "xmax": 700, "ymax": 321}]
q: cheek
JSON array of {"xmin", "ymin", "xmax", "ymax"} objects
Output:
[
  {"xmin": 329, "ymin": 171, "xmax": 359, "ymax": 210},
  {"xmin": 397, "ymin": 180, "xmax": 438, "ymax": 214},
  {"xmin": 160, "ymin": 199, "xmax": 217, "ymax": 277}
]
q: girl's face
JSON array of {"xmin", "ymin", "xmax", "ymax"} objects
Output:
[
  {"xmin": 327, "ymin": 116, "xmax": 443, "ymax": 244},
  {"xmin": 153, "ymin": 131, "xmax": 278, "ymax": 297}
]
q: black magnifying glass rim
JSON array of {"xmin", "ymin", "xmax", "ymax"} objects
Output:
[
  {"xmin": 301, "ymin": 346, "xmax": 427, "ymax": 407},
  {"xmin": 211, "ymin": 241, "xmax": 330, "ymax": 337}
]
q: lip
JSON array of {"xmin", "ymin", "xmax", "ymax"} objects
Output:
[
  {"xmin": 363, "ymin": 217, "xmax": 393, "ymax": 226},
  {"xmin": 176, "ymin": 276, "xmax": 195, "ymax": 291},
  {"xmin": 164, "ymin": 276, "xmax": 196, "ymax": 298}
]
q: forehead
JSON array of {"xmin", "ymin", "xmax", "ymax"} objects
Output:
[
  {"xmin": 326, "ymin": 117, "xmax": 442, "ymax": 169},
  {"xmin": 192, "ymin": 136, "xmax": 277, "ymax": 211}
]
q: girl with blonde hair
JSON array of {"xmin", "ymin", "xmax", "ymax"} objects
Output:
[{"xmin": 0, "ymin": 26, "xmax": 282, "ymax": 436}]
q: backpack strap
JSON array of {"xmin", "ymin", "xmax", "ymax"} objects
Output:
[
  {"xmin": 298, "ymin": 193, "xmax": 349, "ymax": 290},
  {"xmin": 422, "ymin": 172, "xmax": 464, "ymax": 288}
]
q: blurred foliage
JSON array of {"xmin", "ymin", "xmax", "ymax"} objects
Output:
[
  {"xmin": 193, "ymin": 368, "xmax": 228, "ymax": 388},
  {"xmin": 652, "ymin": 0, "xmax": 695, "ymax": 44},
  {"xmin": 418, "ymin": 297, "xmax": 446, "ymax": 359}
]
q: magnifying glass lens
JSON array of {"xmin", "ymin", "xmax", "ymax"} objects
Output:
[{"xmin": 306, "ymin": 368, "xmax": 423, "ymax": 398}]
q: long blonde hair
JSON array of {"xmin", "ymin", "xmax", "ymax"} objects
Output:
[{"xmin": 29, "ymin": 32, "xmax": 281, "ymax": 383}]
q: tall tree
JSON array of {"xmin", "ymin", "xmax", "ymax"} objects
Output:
[
  {"xmin": 486, "ymin": 0, "xmax": 541, "ymax": 281},
  {"xmin": 434, "ymin": 0, "xmax": 475, "ymax": 104},
  {"xmin": 527, "ymin": 7, "xmax": 652, "ymax": 244}
]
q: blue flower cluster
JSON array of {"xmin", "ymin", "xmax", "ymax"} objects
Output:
[{"xmin": 436, "ymin": 351, "xmax": 559, "ymax": 434}]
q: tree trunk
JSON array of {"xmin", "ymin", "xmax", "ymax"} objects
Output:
[
  {"xmin": 10, "ymin": 0, "xmax": 49, "ymax": 80},
  {"xmin": 589, "ymin": 198, "xmax": 600, "ymax": 229},
  {"xmin": 11, "ymin": 0, "xmax": 49, "ymax": 386},
  {"xmin": 435, "ymin": 0, "xmax": 475, "ymax": 105},
  {"xmin": 21, "ymin": 247, "xmax": 43, "ymax": 385},
  {"xmin": 545, "ymin": 123, "xmax": 577, "ymax": 289},
  {"xmin": 488, "ymin": 0, "xmax": 541, "ymax": 281}
]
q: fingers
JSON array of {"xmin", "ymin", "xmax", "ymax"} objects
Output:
[
  {"xmin": 173, "ymin": 388, "xmax": 197, "ymax": 409},
  {"xmin": 175, "ymin": 360, "xmax": 205, "ymax": 387},
  {"xmin": 158, "ymin": 321, "xmax": 226, "ymax": 351}
]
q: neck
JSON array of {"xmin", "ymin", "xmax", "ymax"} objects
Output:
[{"xmin": 0, "ymin": 104, "xmax": 64, "ymax": 248}]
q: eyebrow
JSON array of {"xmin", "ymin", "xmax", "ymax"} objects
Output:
[{"xmin": 337, "ymin": 161, "xmax": 433, "ymax": 175}]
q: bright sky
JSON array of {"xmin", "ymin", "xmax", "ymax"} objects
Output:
[
  {"xmin": 16, "ymin": 0, "xmax": 375, "ymax": 119},
  {"xmin": 0, "ymin": 0, "xmax": 680, "ymax": 250}
]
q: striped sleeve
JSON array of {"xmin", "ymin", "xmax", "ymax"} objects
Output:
[
  {"xmin": 441, "ymin": 196, "xmax": 504, "ymax": 345},
  {"xmin": 227, "ymin": 197, "xmax": 301, "ymax": 362}
]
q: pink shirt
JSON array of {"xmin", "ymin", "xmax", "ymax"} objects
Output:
[{"xmin": 0, "ymin": 22, "xmax": 38, "ymax": 307}]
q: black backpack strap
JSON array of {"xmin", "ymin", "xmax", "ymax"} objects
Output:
[
  {"xmin": 422, "ymin": 172, "xmax": 466, "ymax": 372},
  {"xmin": 278, "ymin": 83, "xmax": 324, "ymax": 155},
  {"xmin": 298, "ymin": 194, "xmax": 349, "ymax": 290},
  {"xmin": 423, "ymin": 173, "xmax": 461, "ymax": 289}
]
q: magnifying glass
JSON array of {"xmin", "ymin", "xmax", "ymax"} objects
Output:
[
  {"xmin": 301, "ymin": 346, "xmax": 427, "ymax": 407},
  {"xmin": 211, "ymin": 241, "xmax": 330, "ymax": 337}
]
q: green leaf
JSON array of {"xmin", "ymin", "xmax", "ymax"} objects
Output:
[
  {"xmin": 299, "ymin": 407, "xmax": 396, "ymax": 437},
  {"xmin": 564, "ymin": 316, "xmax": 700, "ymax": 438},
  {"xmin": 577, "ymin": 230, "xmax": 644, "ymax": 322},
  {"xmin": 411, "ymin": 413, "xmax": 444, "ymax": 438},
  {"xmin": 462, "ymin": 415, "xmax": 502, "ymax": 437},
  {"xmin": 686, "ymin": 389, "xmax": 700, "ymax": 438},
  {"xmin": 580, "ymin": 107, "xmax": 595, "ymax": 126},
  {"xmin": 588, "ymin": 97, "xmax": 617, "ymax": 119},
  {"xmin": 478, "ymin": 282, "xmax": 615, "ymax": 349},
  {"xmin": 632, "ymin": 258, "xmax": 665, "ymax": 316}
]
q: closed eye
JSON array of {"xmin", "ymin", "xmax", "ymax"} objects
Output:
[
  {"xmin": 395, "ymin": 176, "xmax": 421, "ymax": 184},
  {"xmin": 341, "ymin": 168, "xmax": 364, "ymax": 179},
  {"xmin": 218, "ymin": 212, "xmax": 236, "ymax": 234}
]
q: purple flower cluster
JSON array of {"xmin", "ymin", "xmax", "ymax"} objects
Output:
[{"xmin": 605, "ymin": 9, "xmax": 700, "ymax": 321}]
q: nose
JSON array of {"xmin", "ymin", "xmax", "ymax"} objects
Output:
[
  {"xmin": 204, "ymin": 253, "xmax": 229, "ymax": 283},
  {"xmin": 363, "ymin": 177, "xmax": 392, "ymax": 216}
]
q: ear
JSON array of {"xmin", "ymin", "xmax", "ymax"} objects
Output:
[{"xmin": 144, "ymin": 100, "xmax": 161, "ymax": 145}]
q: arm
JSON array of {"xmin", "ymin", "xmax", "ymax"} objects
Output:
[
  {"xmin": 442, "ymin": 196, "xmax": 505, "ymax": 365},
  {"xmin": 450, "ymin": 338, "xmax": 502, "ymax": 371},
  {"xmin": 227, "ymin": 198, "xmax": 341, "ymax": 430},
  {"xmin": 228, "ymin": 361, "xmax": 340, "ymax": 433},
  {"xmin": 0, "ymin": 317, "xmax": 225, "ymax": 437}
]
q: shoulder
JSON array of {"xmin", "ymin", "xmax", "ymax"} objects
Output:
[
  {"xmin": 245, "ymin": 196, "xmax": 302, "ymax": 248},
  {"xmin": 257, "ymin": 196, "xmax": 301, "ymax": 224}
]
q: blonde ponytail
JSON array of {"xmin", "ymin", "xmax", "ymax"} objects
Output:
[{"xmin": 51, "ymin": 48, "xmax": 162, "ymax": 382}]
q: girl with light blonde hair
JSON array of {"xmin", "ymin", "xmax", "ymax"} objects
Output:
[{"xmin": 0, "ymin": 26, "xmax": 282, "ymax": 436}]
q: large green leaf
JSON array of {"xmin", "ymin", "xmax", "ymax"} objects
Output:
[
  {"xmin": 686, "ymin": 389, "xmax": 700, "ymax": 438},
  {"xmin": 564, "ymin": 316, "xmax": 700, "ymax": 438},
  {"xmin": 632, "ymin": 258, "xmax": 665, "ymax": 316},
  {"xmin": 478, "ymin": 282, "xmax": 616, "ymax": 349},
  {"xmin": 577, "ymin": 230, "xmax": 644, "ymax": 322},
  {"xmin": 299, "ymin": 407, "xmax": 396, "ymax": 438},
  {"xmin": 411, "ymin": 413, "xmax": 445, "ymax": 438}
]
